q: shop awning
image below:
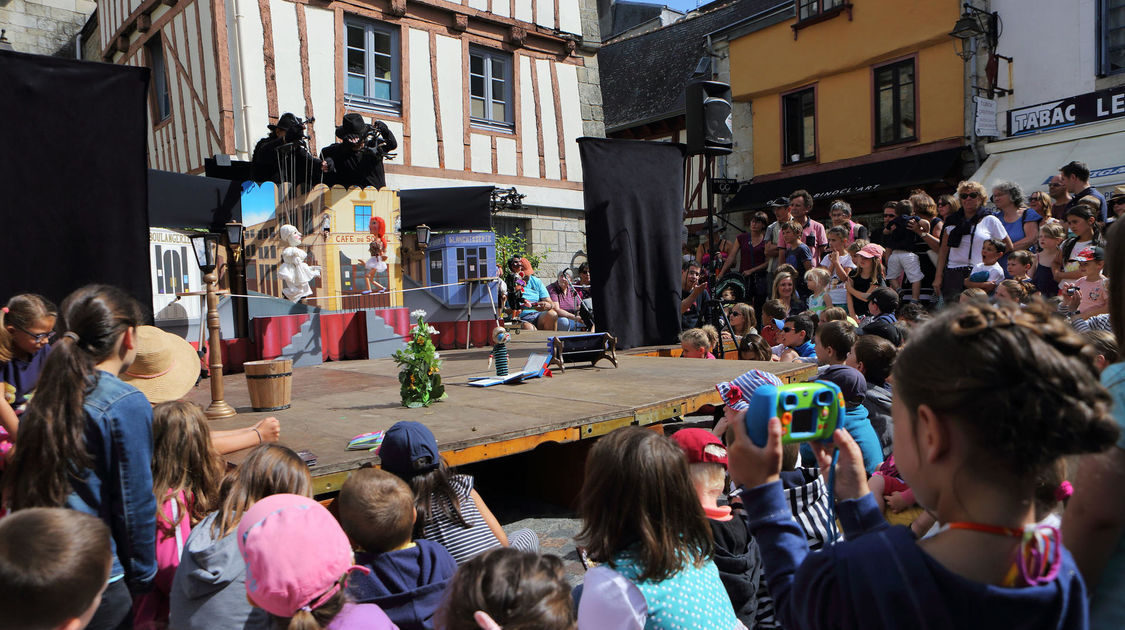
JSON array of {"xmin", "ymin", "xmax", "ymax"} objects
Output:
[
  {"xmin": 971, "ymin": 118, "xmax": 1125, "ymax": 195},
  {"xmin": 725, "ymin": 147, "xmax": 963, "ymax": 212}
]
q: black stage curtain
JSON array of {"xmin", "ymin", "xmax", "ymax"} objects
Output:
[
  {"xmin": 0, "ymin": 51, "xmax": 153, "ymax": 320},
  {"xmin": 399, "ymin": 186, "xmax": 493, "ymax": 230},
  {"xmin": 149, "ymin": 169, "xmax": 243, "ymax": 231},
  {"xmin": 579, "ymin": 138, "xmax": 684, "ymax": 349}
]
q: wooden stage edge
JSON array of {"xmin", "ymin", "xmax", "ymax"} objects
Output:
[{"xmin": 184, "ymin": 331, "xmax": 816, "ymax": 495}]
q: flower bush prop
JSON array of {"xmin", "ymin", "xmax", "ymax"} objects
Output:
[{"xmin": 393, "ymin": 310, "xmax": 446, "ymax": 407}]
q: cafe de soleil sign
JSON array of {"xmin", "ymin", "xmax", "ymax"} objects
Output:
[{"xmin": 1008, "ymin": 85, "xmax": 1125, "ymax": 137}]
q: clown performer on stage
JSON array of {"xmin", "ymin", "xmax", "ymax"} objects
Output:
[{"xmin": 278, "ymin": 224, "xmax": 322, "ymax": 302}]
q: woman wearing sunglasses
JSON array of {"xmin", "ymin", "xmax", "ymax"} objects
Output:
[
  {"xmin": 933, "ymin": 181, "xmax": 1014, "ymax": 302},
  {"xmin": 0, "ymin": 294, "xmax": 58, "ymax": 446}
]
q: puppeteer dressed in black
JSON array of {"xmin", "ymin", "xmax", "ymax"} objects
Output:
[
  {"xmin": 319, "ymin": 113, "xmax": 398, "ymax": 190},
  {"xmin": 250, "ymin": 113, "xmax": 324, "ymax": 188}
]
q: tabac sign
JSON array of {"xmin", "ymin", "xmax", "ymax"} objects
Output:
[{"xmin": 1008, "ymin": 85, "xmax": 1125, "ymax": 137}]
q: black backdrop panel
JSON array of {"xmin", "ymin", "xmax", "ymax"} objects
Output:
[
  {"xmin": 0, "ymin": 51, "xmax": 152, "ymax": 319},
  {"xmin": 149, "ymin": 169, "xmax": 243, "ymax": 230},
  {"xmin": 399, "ymin": 186, "xmax": 493, "ymax": 231},
  {"xmin": 579, "ymin": 138, "xmax": 685, "ymax": 349}
]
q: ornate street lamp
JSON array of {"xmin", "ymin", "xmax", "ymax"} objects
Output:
[{"xmin": 189, "ymin": 231, "xmax": 237, "ymax": 419}]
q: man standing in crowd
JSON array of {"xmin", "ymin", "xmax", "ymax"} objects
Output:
[
  {"xmin": 1062, "ymin": 161, "xmax": 1107, "ymax": 223},
  {"xmin": 1048, "ymin": 174, "xmax": 1072, "ymax": 221},
  {"xmin": 681, "ymin": 260, "xmax": 709, "ymax": 329},
  {"xmin": 762, "ymin": 198, "xmax": 791, "ymax": 283},
  {"xmin": 321, "ymin": 113, "xmax": 398, "ymax": 189},
  {"xmin": 788, "ymin": 190, "xmax": 828, "ymax": 265}
]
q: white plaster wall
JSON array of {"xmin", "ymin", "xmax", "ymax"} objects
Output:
[
  {"xmin": 166, "ymin": 16, "xmax": 188, "ymax": 169},
  {"xmin": 470, "ymin": 134, "xmax": 492, "ymax": 173},
  {"xmin": 496, "ymin": 137, "xmax": 518, "ymax": 175},
  {"xmin": 514, "ymin": 0, "xmax": 534, "ymax": 24},
  {"xmin": 183, "ymin": 3, "xmax": 209, "ymax": 158},
  {"xmin": 198, "ymin": 0, "xmax": 221, "ymax": 142},
  {"xmin": 519, "ymin": 56, "xmax": 539, "ymax": 177},
  {"xmin": 535, "ymin": 0, "xmax": 553, "ymax": 29},
  {"xmin": 385, "ymin": 173, "xmax": 584, "ymax": 210},
  {"xmin": 558, "ymin": 0, "xmax": 581, "ymax": 36},
  {"xmin": 382, "ymin": 120, "xmax": 406, "ymax": 165},
  {"xmin": 535, "ymin": 58, "xmax": 561, "ymax": 180},
  {"xmin": 468, "ymin": 0, "xmax": 488, "ymax": 11},
  {"xmin": 226, "ymin": 0, "xmax": 270, "ymax": 157},
  {"xmin": 305, "ymin": 5, "xmax": 337, "ymax": 154},
  {"xmin": 991, "ymin": 0, "xmax": 1097, "ymax": 134},
  {"xmin": 271, "ymin": 0, "xmax": 305, "ymax": 119},
  {"xmin": 407, "ymin": 28, "xmax": 440, "ymax": 168},
  {"xmin": 491, "ymin": 0, "xmax": 510, "ymax": 19},
  {"xmin": 435, "ymin": 35, "xmax": 465, "ymax": 171},
  {"xmin": 554, "ymin": 62, "xmax": 583, "ymax": 182}
]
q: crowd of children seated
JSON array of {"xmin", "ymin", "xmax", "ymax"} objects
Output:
[{"xmin": 3, "ymin": 185, "xmax": 1125, "ymax": 630}]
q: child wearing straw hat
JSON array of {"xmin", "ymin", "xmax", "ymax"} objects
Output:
[{"xmin": 121, "ymin": 326, "xmax": 281, "ymax": 453}]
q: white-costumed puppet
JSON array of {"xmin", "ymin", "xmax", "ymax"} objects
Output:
[{"xmin": 277, "ymin": 224, "xmax": 321, "ymax": 302}]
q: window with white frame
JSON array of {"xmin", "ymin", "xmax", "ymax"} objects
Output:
[
  {"xmin": 345, "ymin": 18, "xmax": 401, "ymax": 112},
  {"xmin": 469, "ymin": 46, "xmax": 513, "ymax": 129},
  {"xmin": 1100, "ymin": 0, "xmax": 1125, "ymax": 75}
]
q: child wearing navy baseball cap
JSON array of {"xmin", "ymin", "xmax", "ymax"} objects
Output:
[{"xmin": 379, "ymin": 421, "xmax": 539, "ymax": 564}]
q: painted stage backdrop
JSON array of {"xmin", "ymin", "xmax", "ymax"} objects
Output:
[{"xmin": 240, "ymin": 182, "xmax": 403, "ymax": 311}]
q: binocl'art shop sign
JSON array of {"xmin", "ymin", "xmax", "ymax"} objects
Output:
[{"xmin": 1008, "ymin": 85, "xmax": 1125, "ymax": 137}]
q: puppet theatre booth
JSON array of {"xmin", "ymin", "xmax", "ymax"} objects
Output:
[{"xmin": 149, "ymin": 176, "xmax": 499, "ymax": 370}]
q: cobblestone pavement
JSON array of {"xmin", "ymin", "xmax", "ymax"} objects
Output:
[{"xmin": 502, "ymin": 516, "xmax": 585, "ymax": 586}]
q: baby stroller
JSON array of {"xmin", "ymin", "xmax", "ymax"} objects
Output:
[{"xmin": 713, "ymin": 272, "xmax": 748, "ymax": 303}]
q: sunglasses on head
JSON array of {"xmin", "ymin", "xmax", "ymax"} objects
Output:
[{"xmin": 959, "ymin": 192, "xmax": 980, "ymax": 200}]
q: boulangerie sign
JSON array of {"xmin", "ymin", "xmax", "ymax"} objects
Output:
[{"xmin": 1008, "ymin": 85, "xmax": 1125, "ymax": 136}]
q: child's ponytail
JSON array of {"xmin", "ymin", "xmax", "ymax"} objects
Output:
[
  {"xmin": 282, "ymin": 577, "xmax": 347, "ymax": 630},
  {"xmin": 0, "ymin": 294, "xmax": 58, "ymax": 363},
  {"xmin": 5, "ymin": 285, "xmax": 141, "ymax": 509},
  {"xmin": 895, "ymin": 301, "xmax": 1118, "ymax": 480}
]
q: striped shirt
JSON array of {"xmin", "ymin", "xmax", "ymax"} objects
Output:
[
  {"xmin": 780, "ymin": 467, "xmax": 840, "ymax": 550},
  {"xmin": 419, "ymin": 475, "xmax": 502, "ymax": 564}
]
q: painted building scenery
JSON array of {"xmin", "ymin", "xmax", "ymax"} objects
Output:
[{"xmin": 240, "ymin": 182, "xmax": 404, "ymax": 311}]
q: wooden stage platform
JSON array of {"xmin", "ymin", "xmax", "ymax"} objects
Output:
[{"xmin": 185, "ymin": 331, "xmax": 815, "ymax": 495}]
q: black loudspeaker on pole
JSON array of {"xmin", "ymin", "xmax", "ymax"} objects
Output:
[{"xmin": 685, "ymin": 80, "xmax": 733, "ymax": 156}]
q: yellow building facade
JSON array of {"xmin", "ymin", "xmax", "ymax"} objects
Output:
[{"xmin": 726, "ymin": 0, "xmax": 968, "ymax": 216}]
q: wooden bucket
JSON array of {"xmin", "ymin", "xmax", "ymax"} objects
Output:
[{"xmin": 244, "ymin": 359, "xmax": 293, "ymax": 411}]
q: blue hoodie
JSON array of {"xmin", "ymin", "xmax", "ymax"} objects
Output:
[{"xmin": 349, "ymin": 538, "xmax": 457, "ymax": 630}]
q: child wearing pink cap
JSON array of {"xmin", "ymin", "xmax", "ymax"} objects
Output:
[{"xmin": 237, "ymin": 493, "xmax": 397, "ymax": 630}]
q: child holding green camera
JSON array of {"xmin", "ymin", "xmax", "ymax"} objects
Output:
[{"xmin": 726, "ymin": 301, "xmax": 1117, "ymax": 629}]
